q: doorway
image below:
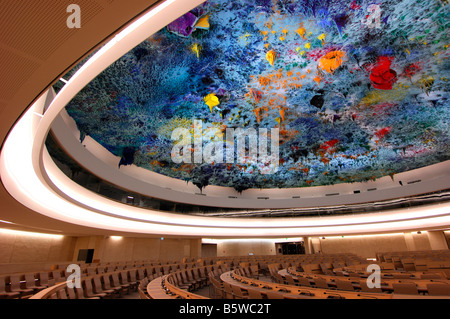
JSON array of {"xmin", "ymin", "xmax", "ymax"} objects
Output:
[
  {"xmin": 280, "ymin": 242, "xmax": 305, "ymax": 255},
  {"xmin": 77, "ymin": 249, "xmax": 94, "ymax": 263}
]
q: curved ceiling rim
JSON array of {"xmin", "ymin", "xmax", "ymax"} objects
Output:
[
  {"xmin": 51, "ymin": 109, "xmax": 450, "ymax": 210},
  {"xmin": 28, "ymin": 0, "xmax": 449, "ymax": 209}
]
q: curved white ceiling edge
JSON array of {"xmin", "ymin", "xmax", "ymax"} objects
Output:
[
  {"xmin": 43, "ymin": 0, "xmax": 450, "ymax": 209},
  {"xmin": 1, "ymin": 0, "xmax": 449, "ymax": 237},
  {"xmin": 52, "ymin": 109, "xmax": 450, "ymax": 209}
]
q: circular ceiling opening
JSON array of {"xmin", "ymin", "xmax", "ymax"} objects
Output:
[{"xmin": 61, "ymin": 0, "xmax": 449, "ymax": 194}]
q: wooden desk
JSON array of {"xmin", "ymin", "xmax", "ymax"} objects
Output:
[
  {"xmin": 147, "ymin": 275, "xmax": 178, "ymax": 299},
  {"xmin": 221, "ymin": 270, "xmax": 392, "ymax": 299},
  {"xmin": 282, "ymin": 268, "xmax": 450, "ymax": 295}
]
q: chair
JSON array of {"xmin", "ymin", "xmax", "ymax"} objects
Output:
[
  {"xmin": 139, "ymin": 277, "xmax": 149, "ymax": 289},
  {"xmin": 209, "ymin": 276, "xmax": 224, "ymax": 299},
  {"xmin": 56, "ymin": 289, "xmax": 68, "ymax": 299},
  {"xmin": 136, "ymin": 268, "xmax": 146, "ymax": 281},
  {"xmin": 222, "ymin": 282, "xmax": 234, "ymax": 299},
  {"xmin": 174, "ymin": 272, "xmax": 191, "ymax": 290},
  {"xmin": 320, "ymin": 263, "xmax": 333, "ymax": 275},
  {"xmin": 110, "ymin": 272, "xmax": 130, "ymax": 294},
  {"xmin": 92, "ymin": 275, "xmax": 118, "ymax": 298},
  {"xmin": 138, "ymin": 287, "xmax": 150, "ymax": 299},
  {"xmin": 101, "ymin": 274, "xmax": 122, "ymax": 297},
  {"xmin": 426, "ymin": 283, "xmax": 450, "ymax": 296},
  {"xmin": 181, "ymin": 270, "xmax": 197, "ymax": 290},
  {"xmin": 242, "ymin": 267, "xmax": 251, "ymax": 278},
  {"xmin": 231, "ymin": 284, "xmax": 248, "ymax": 299},
  {"xmin": 359, "ymin": 280, "xmax": 383, "ymax": 293},
  {"xmin": 392, "ymin": 283, "xmax": 419, "ymax": 295},
  {"xmin": 120, "ymin": 270, "xmax": 136, "ymax": 291},
  {"xmin": 145, "ymin": 266, "xmax": 154, "ymax": 278},
  {"xmin": 334, "ymin": 270, "xmax": 346, "ymax": 276},
  {"xmin": 334, "ymin": 279, "xmax": 355, "ymax": 291},
  {"xmin": 9, "ymin": 274, "xmax": 34, "ymax": 298},
  {"xmin": 86, "ymin": 267, "xmax": 96, "ymax": 276},
  {"xmin": 190, "ymin": 268, "xmax": 205, "ymax": 288},
  {"xmin": 0, "ymin": 276, "xmax": 20, "ymax": 299},
  {"xmin": 51, "ymin": 270, "xmax": 63, "ymax": 283},
  {"xmin": 247, "ymin": 288, "xmax": 263, "ymax": 299},
  {"xmin": 38, "ymin": 272, "xmax": 50, "ymax": 288},
  {"xmin": 272, "ymin": 273, "xmax": 284, "ymax": 284},
  {"xmin": 75, "ymin": 284, "xmax": 100, "ymax": 299},
  {"xmin": 65, "ymin": 286, "xmax": 77, "ymax": 299},
  {"xmin": 296, "ymin": 276, "xmax": 312, "ymax": 287},
  {"xmin": 82, "ymin": 277, "xmax": 108, "ymax": 299},
  {"xmin": 127, "ymin": 269, "xmax": 139, "ymax": 291},
  {"xmin": 163, "ymin": 265, "xmax": 170, "ymax": 275},
  {"xmin": 284, "ymin": 274, "xmax": 297, "ymax": 286},
  {"xmin": 197, "ymin": 267, "xmax": 209, "ymax": 286},
  {"xmin": 312, "ymin": 277, "xmax": 330, "ymax": 289},
  {"xmin": 250, "ymin": 265, "xmax": 259, "ymax": 279},
  {"xmin": 24, "ymin": 273, "xmax": 46, "ymax": 293}
]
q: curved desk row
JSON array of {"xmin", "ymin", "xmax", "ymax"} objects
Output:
[
  {"xmin": 281, "ymin": 268, "xmax": 450, "ymax": 294},
  {"xmin": 220, "ymin": 270, "xmax": 392, "ymax": 299}
]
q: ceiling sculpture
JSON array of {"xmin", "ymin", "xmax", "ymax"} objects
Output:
[{"xmin": 63, "ymin": 0, "xmax": 449, "ymax": 193}]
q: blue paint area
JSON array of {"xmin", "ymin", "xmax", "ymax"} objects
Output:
[{"xmin": 65, "ymin": 0, "xmax": 450, "ymax": 192}]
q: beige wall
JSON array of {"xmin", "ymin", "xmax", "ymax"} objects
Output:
[
  {"xmin": 0, "ymin": 229, "xmax": 448, "ymax": 275},
  {"xmin": 315, "ymin": 234, "xmax": 407, "ymax": 258},
  {"xmin": 217, "ymin": 240, "xmax": 276, "ymax": 257},
  {"xmin": 0, "ymin": 230, "xmax": 76, "ymax": 274},
  {"xmin": 72, "ymin": 236, "xmax": 202, "ymax": 263},
  {"xmin": 201, "ymin": 244, "xmax": 217, "ymax": 258},
  {"xmin": 311, "ymin": 232, "xmax": 438, "ymax": 258}
]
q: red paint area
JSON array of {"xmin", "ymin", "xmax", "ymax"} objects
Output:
[
  {"xmin": 369, "ymin": 56, "xmax": 398, "ymax": 90},
  {"xmin": 375, "ymin": 127, "xmax": 391, "ymax": 139}
]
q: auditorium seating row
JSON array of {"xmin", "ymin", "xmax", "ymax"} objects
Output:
[
  {"xmin": 375, "ymin": 250, "xmax": 450, "ymax": 276},
  {"xmin": 29, "ymin": 266, "xmax": 161, "ymax": 299},
  {"xmin": 218, "ymin": 268, "xmax": 392, "ymax": 299},
  {"xmin": 377, "ymin": 249, "xmax": 450, "ymax": 263},
  {"xmin": 281, "ymin": 266, "xmax": 450, "ymax": 296},
  {"xmin": 146, "ymin": 253, "xmax": 450, "ymax": 299},
  {"xmin": 0, "ymin": 263, "xmax": 194, "ymax": 299},
  {"xmin": 0, "ymin": 253, "xmax": 381, "ymax": 299},
  {"xmin": 5, "ymin": 251, "xmax": 450, "ymax": 299}
]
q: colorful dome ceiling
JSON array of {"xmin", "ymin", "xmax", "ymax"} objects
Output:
[{"xmin": 64, "ymin": 0, "xmax": 449, "ymax": 193}]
